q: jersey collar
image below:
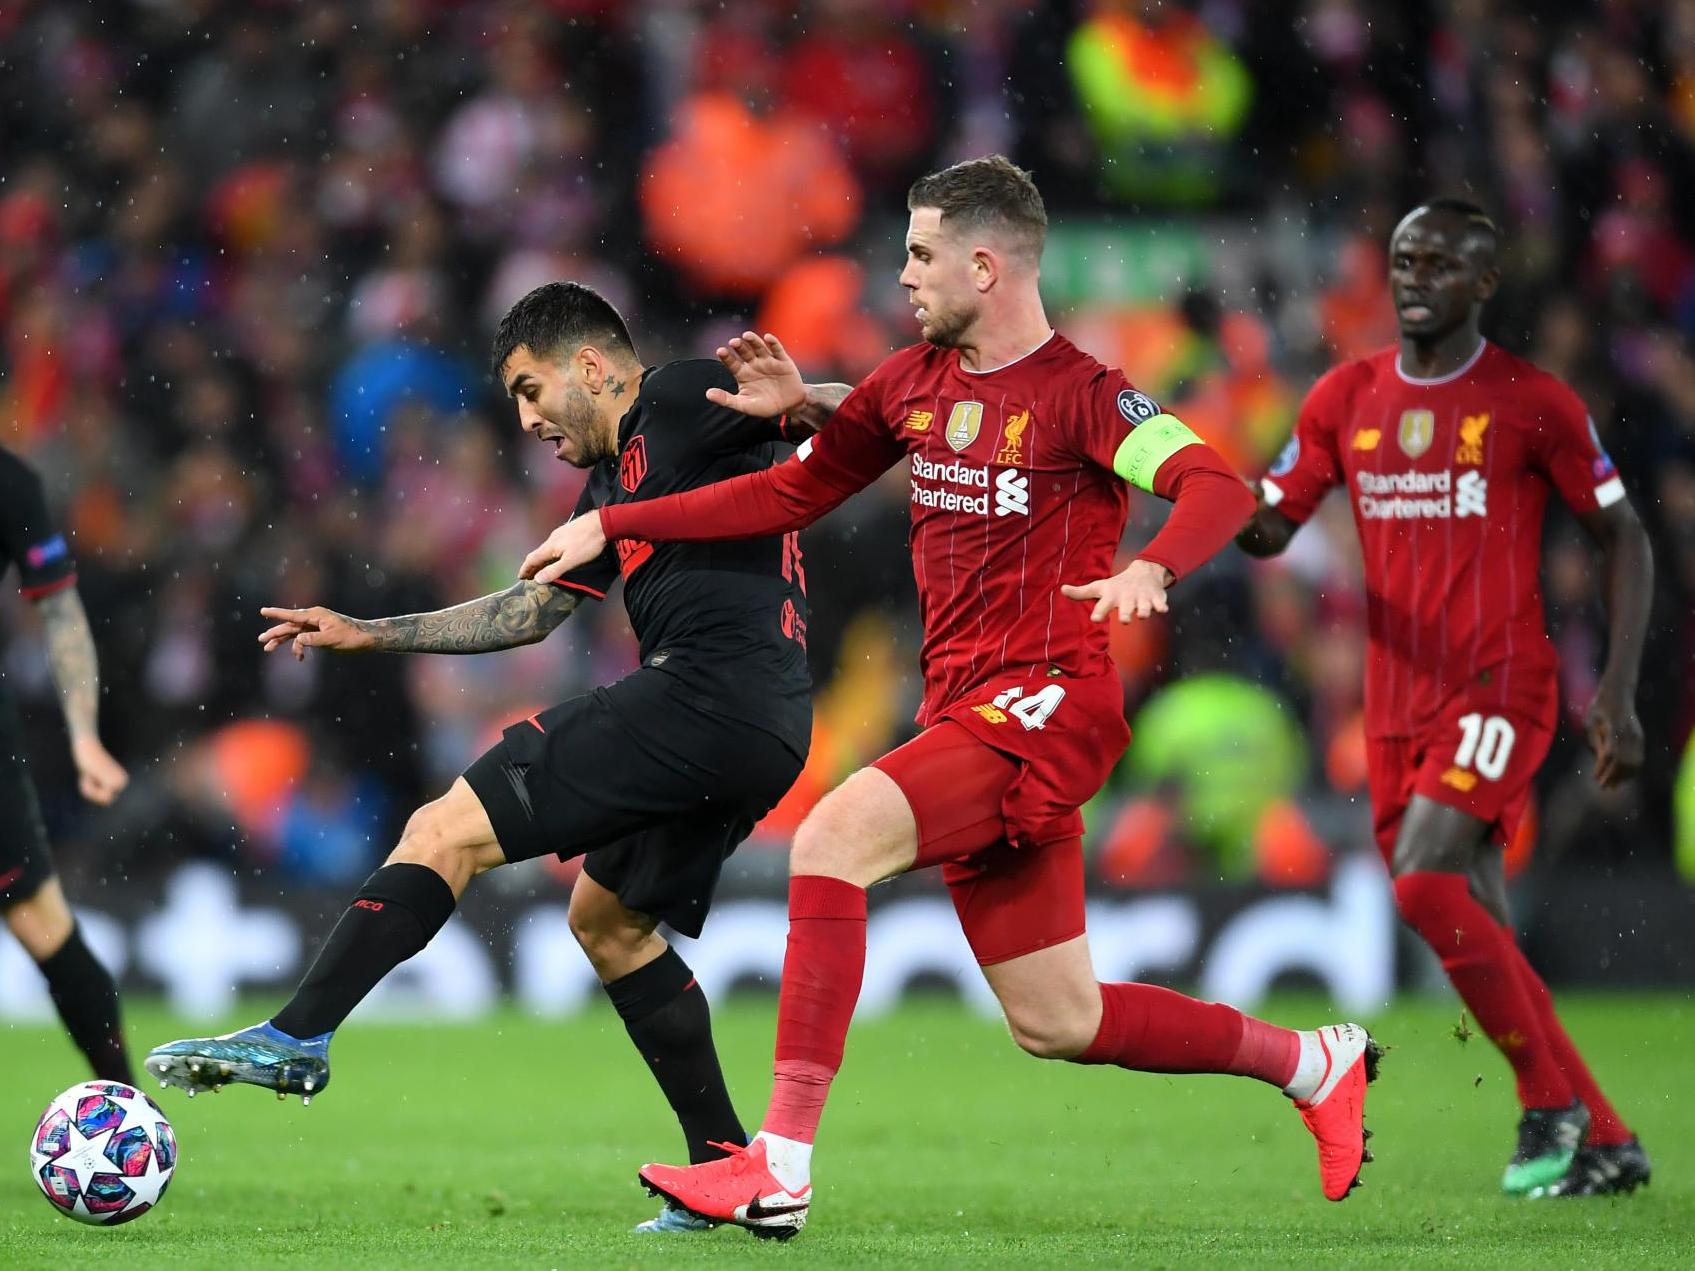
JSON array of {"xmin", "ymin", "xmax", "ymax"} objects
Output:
[
  {"xmin": 956, "ymin": 329, "xmax": 1057, "ymax": 376},
  {"xmin": 1394, "ymin": 339, "xmax": 1487, "ymax": 386},
  {"xmin": 616, "ymin": 368, "xmax": 654, "ymax": 447}
]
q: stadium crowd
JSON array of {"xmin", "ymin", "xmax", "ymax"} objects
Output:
[{"xmin": 2, "ymin": 0, "xmax": 1692, "ymax": 893}]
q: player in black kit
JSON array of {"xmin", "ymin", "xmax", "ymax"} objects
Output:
[
  {"xmin": 0, "ymin": 446, "xmax": 133, "ymax": 1084},
  {"xmin": 149, "ymin": 283, "xmax": 844, "ymax": 1234}
]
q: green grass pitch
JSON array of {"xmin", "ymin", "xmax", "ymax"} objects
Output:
[{"xmin": 2, "ymin": 993, "xmax": 1689, "ymax": 1267}]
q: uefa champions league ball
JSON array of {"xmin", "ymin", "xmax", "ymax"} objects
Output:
[{"xmin": 29, "ymin": 1081, "xmax": 177, "ymax": 1225}]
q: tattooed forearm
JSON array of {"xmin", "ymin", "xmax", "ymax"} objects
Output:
[
  {"xmin": 791, "ymin": 382, "xmax": 853, "ymax": 435},
  {"xmin": 36, "ymin": 588, "xmax": 102, "ymax": 741},
  {"xmin": 360, "ymin": 580, "xmax": 580, "ymax": 654}
]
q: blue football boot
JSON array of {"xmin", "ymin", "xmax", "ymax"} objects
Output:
[{"xmin": 146, "ymin": 1021, "xmax": 332, "ymax": 1104}]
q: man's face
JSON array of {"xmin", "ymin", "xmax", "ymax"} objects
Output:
[
  {"xmin": 899, "ymin": 207, "xmax": 981, "ymax": 348},
  {"xmin": 1388, "ymin": 212, "xmax": 1495, "ymax": 342},
  {"xmin": 501, "ymin": 345, "xmax": 606, "ymax": 467}
]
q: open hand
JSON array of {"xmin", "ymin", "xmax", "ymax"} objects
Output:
[
  {"xmin": 520, "ymin": 514, "xmax": 608, "ymax": 586},
  {"xmin": 258, "ymin": 605, "xmax": 373, "ymax": 661},
  {"xmin": 1062, "ymin": 559, "xmax": 1172, "ymax": 622},
  {"xmin": 706, "ymin": 331, "xmax": 806, "ymax": 419}
]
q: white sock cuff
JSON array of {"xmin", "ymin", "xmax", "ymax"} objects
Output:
[
  {"xmin": 1283, "ymin": 1029, "xmax": 1326, "ymax": 1102},
  {"xmin": 755, "ymin": 1130, "xmax": 813, "ymax": 1193}
]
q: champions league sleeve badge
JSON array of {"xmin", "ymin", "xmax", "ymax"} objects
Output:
[
  {"xmin": 1117, "ymin": 388, "xmax": 1162, "ymax": 425},
  {"xmin": 1269, "ymin": 435, "xmax": 1301, "ymax": 478}
]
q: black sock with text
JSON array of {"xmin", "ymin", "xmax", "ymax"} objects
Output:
[{"xmin": 271, "ymin": 863, "xmax": 456, "ymax": 1040}]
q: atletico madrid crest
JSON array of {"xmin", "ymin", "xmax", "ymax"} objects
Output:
[{"xmin": 1397, "ymin": 409, "xmax": 1434, "ymax": 458}]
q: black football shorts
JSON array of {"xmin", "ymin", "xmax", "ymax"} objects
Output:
[
  {"xmin": 462, "ymin": 666, "xmax": 805, "ymax": 938},
  {"xmin": 0, "ymin": 692, "xmax": 54, "ymax": 907}
]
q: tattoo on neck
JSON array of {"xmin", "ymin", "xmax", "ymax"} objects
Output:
[{"xmin": 608, "ymin": 376, "xmax": 627, "ymax": 399}]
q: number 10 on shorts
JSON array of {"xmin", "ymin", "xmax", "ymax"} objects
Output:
[
  {"xmin": 1454, "ymin": 712, "xmax": 1516, "ymax": 780},
  {"xmin": 991, "ymin": 683, "xmax": 1066, "ymax": 731}
]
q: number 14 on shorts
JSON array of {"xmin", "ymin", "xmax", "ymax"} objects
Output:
[{"xmin": 971, "ymin": 683, "xmax": 1067, "ymax": 731}]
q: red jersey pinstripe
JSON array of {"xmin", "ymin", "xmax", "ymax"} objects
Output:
[{"xmin": 1263, "ymin": 342, "xmax": 1625, "ymax": 738}]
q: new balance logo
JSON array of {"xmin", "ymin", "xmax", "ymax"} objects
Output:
[
  {"xmin": 994, "ymin": 468, "xmax": 1029, "ymax": 517},
  {"xmin": 1455, "ymin": 470, "xmax": 1488, "ymax": 517},
  {"xmin": 903, "ymin": 409, "xmax": 934, "ymax": 432}
]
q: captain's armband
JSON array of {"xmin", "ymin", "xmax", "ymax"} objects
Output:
[{"xmin": 1111, "ymin": 414, "xmax": 1203, "ymax": 492}]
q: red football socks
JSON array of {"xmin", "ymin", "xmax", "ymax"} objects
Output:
[
  {"xmin": 762, "ymin": 875, "xmax": 868, "ymax": 1144},
  {"xmin": 1498, "ymin": 919, "xmax": 1631, "ymax": 1145},
  {"xmin": 1072, "ymin": 982, "xmax": 1299, "ymax": 1088},
  {"xmin": 1393, "ymin": 871, "xmax": 1573, "ymax": 1109}
]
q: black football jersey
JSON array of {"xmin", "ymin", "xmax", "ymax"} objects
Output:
[
  {"xmin": 0, "ymin": 447, "xmax": 76, "ymax": 603},
  {"xmin": 556, "ymin": 360, "xmax": 811, "ymax": 754}
]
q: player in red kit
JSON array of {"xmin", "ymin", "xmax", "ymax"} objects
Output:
[
  {"xmin": 522, "ymin": 156, "xmax": 1381, "ymax": 1237},
  {"xmin": 1239, "ymin": 201, "xmax": 1653, "ymax": 1199}
]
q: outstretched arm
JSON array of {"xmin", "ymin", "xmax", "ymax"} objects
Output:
[
  {"xmin": 1577, "ymin": 500, "xmax": 1653, "ymax": 788},
  {"xmin": 35, "ymin": 588, "xmax": 129, "ymax": 804},
  {"xmin": 259, "ymin": 580, "xmax": 582, "ymax": 659},
  {"xmin": 522, "ymin": 369, "xmax": 904, "ymax": 585},
  {"xmin": 521, "ymin": 458, "xmax": 859, "ymax": 585}
]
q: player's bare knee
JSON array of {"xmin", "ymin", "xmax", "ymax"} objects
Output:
[
  {"xmin": 3, "ymin": 880, "xmax": 74, "ymax": 960},
  {"xmin": 790, "ymin": 769, "xmax": 915, "ymax": 885},
  {"xmin": 1389, "ymin": 837, "xmax": 1465, "ymax": 878},
  {"xmin": 789, "ymin": 809, "xmax": 860, "ymax": 880},
  {"xmin": 389, "ymin": 802, "xmax": 476, "ymax": 891},
  {"xmin": 1005, "ymin": 1012, "xmax": 1090, "ymax": 1061},
  {"xmin": 568, "ymin": 902, "xmax": 637, "ymax": 972},
  {"xmin": 567, "ymin": 876, "xmax": 662, "ymax": 980}
]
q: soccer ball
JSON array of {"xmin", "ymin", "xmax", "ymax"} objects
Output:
[{"xmin": 29, "ymin": 1081, "xmax": 177, "ymax": 1225}]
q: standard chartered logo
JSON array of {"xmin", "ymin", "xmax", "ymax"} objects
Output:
[
  {"xmin": 1355, "ymin": 468, "xmax": 1487, "ymax": 520},
  {"xmin": 994, "ymin": 468, "xmax": 1030, "ymax": 517},
  {"xmin": 1454, "ymin": 470, "xmax": 1488, "ymax": 517},
  {"xmin": 909, "ymin": 453, "xmax": 1030, "ymax": 517}
]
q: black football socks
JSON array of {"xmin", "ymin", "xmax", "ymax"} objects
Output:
[
  {"xmin": 271, "ymin": 863, "xmax": 456, "ymax": 1041},
  {"xmin": 38, "ymin": 925, "xmax": 135, "ymax": 1085},
  {"xmin": 604, "ymin": 946, "xmax": 746, "ymax": 1164}
]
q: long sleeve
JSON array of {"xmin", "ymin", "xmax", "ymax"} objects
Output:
[
  {"xmin": 1135, "ymin": 443, "xmax": 1257, "ymax": 581},
  {"xmin": 600, "ymin": 372, "xmax": 906, "ymax": 544},
  {"xmin": 600, "ymin": 453, "xmax": 856, "ymax": 542}
]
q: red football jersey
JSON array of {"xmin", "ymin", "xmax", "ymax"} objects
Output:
[
  {"xmin": 791, "ymin": 332, "xmax": 1174, "ymax": 724},
  {"xmin": 1263, "ymin": 341, "xmax": 1625, "ymax": 738}
]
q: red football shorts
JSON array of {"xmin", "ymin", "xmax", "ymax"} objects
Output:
[
  {"xmin": 872, "ymin": 672, "xmax": 1129, "ymax": 966},
  {"xmin": 1365, "ymin": 693, "xmax": 1556, "ymax": 864}
]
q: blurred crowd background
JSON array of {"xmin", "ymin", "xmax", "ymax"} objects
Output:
[{"xmin": 3, "ymin": 0, "xmax": 1693, "ymax": 901}]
